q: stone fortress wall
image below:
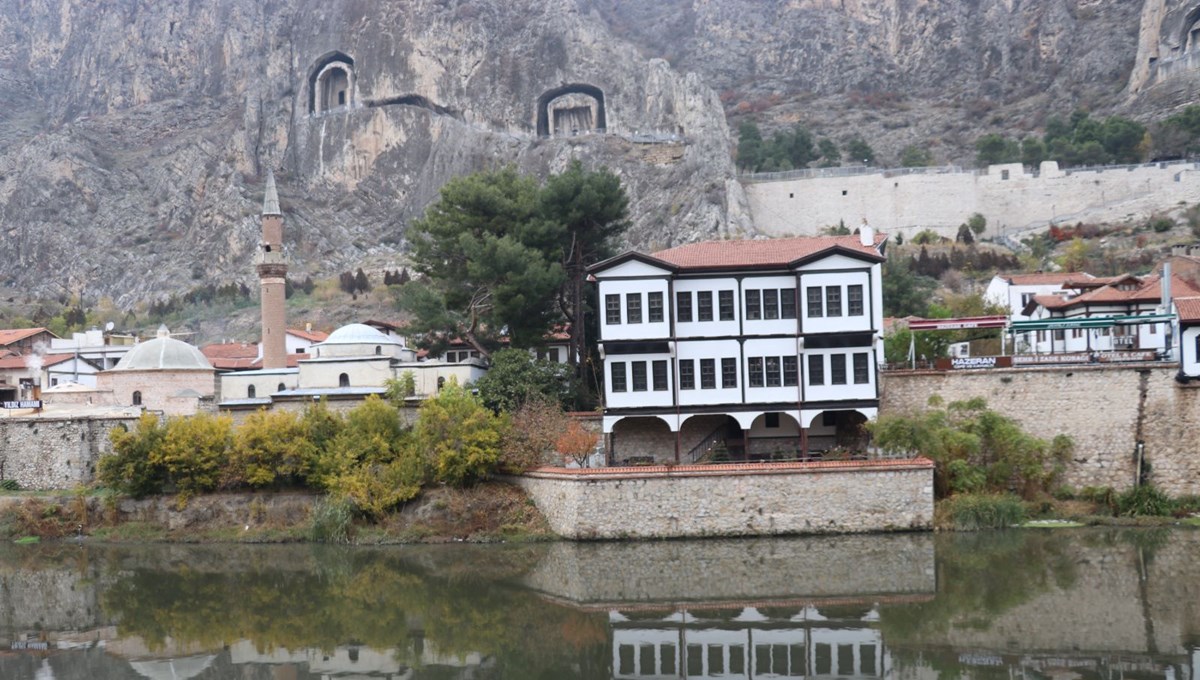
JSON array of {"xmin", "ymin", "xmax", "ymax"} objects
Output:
[
  {"xmin": 881, "ymin": 365, "xmax": 1200, "ymax": 496},
  {"xmin": 744, "ymin": 160, "xmax": 1200, "ymax": 240},
  {"xmin": 0, "ymin": 415, "xmax": 136, "ymax": 491}
]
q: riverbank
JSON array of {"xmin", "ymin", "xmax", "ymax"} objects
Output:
[{"xmin": 0, "ymin": 482, "xmax": 555, "ymax": 544}]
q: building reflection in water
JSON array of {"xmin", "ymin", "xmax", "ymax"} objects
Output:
[{"xmin": 610, "ymin": 604, "xmax": 889, "ymax": 679}]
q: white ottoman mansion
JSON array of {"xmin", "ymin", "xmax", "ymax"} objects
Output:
[{"xmin": 589, "ymin": 231, "xmax": 886, "ymax": 464}]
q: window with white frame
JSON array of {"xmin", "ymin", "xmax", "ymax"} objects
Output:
[
  {"xmin": 652, "ymin": 360, "xmax": 668, "ymax": 390},
  {"xmin": 611, "ymin": 362, "xmax": 627, "ymax": 392},
  {"xmin": 721, "ymin": 357, "xmax": 737, "ymax": 388},
  {"xmin": 848, "ymin": 284, "xmax": 864, "ymax": 316},
  {"xmin": 853, "ymin": 352, "xmax": 869, "ymax": 384},
  {"xmin": 830, "ymin": 353, "xmax": 847, "ymax": 384},
  {"xmin": 697, "ymin": 291, "xmax": 714, "ymax": 322},
  {"xmin": 679, "ymin": 360, "xmax": 695, "ymax": 389},
  {"xmin": 746, "ymin": 355, "xmax": 799, "ymax": 387},
  {"xmin": 719, "ymin": 290, "xmax": 735, "ymax": 321},
  {"xmin": 648, "ymin": 292, "xmax": 664, "ymax": 323},
  {"xmin": 631, "ymin": 361, "xmax": 648, "ymax": 391},
  {"xmin": 807, "ymin": 287, "xmax": 823, "ymax": 318},
  {"xmin": 745, "ymin": 288, "xmax": 796, "ymax": 320},
  {"xmin": 826, "ymin": 287, "xmax": 842, "ymax": 317},
  {"xmin": 700, "ymin": 358, "xmax": 716, "ymax": 389},
  {"xmin": 627, "ymin": 293, "xmax": 642, "ymax": 324},
  {"xmin": 605, "ymin": 294, "xmax": 621, "ymax": 325},
  {"xmin": 676, "ymin": 291, "xmax": 693, "ymax": 322},
  {"xmin": 807, "ymin": 354, "xmax": 824, "ymax": 385},
  {"xmin": 748, "ymin": 357, "xmax": 764, "ymax": 387},
  {"xmin": 745, "ymin": 290, "xmax": 762, "ymax": 320}
]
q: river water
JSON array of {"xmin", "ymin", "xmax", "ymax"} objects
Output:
[{"xmin": 0, "ymin": 528, "xmax": 1197, "ymax": 679}]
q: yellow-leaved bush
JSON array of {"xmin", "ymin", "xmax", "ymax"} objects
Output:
[{"xmin": 413, "ymin": 379, "xmax": 508, "ymax": 487}]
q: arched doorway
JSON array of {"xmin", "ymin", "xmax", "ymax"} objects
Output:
[
  {"xmin": 308, "ymin": 51, "xmax": 355, "ymax": 114},
  {"xmin": 611, "ymin": 416, "xmax": 672, "ymax": 466},
  {"xmin": 747, "ymin": 412, "xmax": 803, "ymax": 461},
  {"xmin": 680, "ymin": 414, "xmax": 744, "ymax": 463},
  {"xmin": 536, "ymin": 83, "xmax": 606, "ymax": 137},
  {"xmin": 805, "ymin": 410, "xmax": 871, "ymax": 458}
]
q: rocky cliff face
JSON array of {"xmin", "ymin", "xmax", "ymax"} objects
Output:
[
  {"xmin": 3, "ymin": 0, "xmax": 1200, "ymax": 311},
  {"xmin": 0, "ymin": 0, "xmax": 747, "ymax": 307}
]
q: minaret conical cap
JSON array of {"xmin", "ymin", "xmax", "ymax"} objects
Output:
[{"xmin": 262, "ymin": 169, "xmax": 281, "ymax": 216}]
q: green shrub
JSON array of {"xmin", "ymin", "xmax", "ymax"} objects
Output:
[
  {"xmin": 413, "ymin": 379, "xmax": 508, "ymax": 487},
  {"xmin": 1115, "ymin": 485, "xmax": 1174, "ymax": 517},
  {"xmin": 309, "ymin": 497, "xmax": 355, "ymax": 544},
  {"xmin": 157, "ymin": 413, "xmax": 233, "ymax": 503},
  {"xmin": 0, "ymin": 479, "xmax": 19, "ymax": 491},
  {"xmin": 941, "ymin": 493, "xmax": 1026, "ymax": 531},
  {"xmin": 1149, "ymin": 217, "xmax": 1174, "ymax": 233},
  {"xmin": 98, "ymin": 414, "xmax": 168, "ymax": 498},
  {"xmin": 228, "ymin": 409, "xmax": 313, "ymax": 488}
]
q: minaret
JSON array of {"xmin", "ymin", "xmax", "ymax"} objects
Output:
[{"xmin": 257, "ymin": 170, "xmax": 288, "ymax": 370}]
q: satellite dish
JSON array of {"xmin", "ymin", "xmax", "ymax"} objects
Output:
[{"xmin": 105, "ymin": 321, "xmax": 115, "ymax": 332}]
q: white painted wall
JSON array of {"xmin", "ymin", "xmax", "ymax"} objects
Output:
[
  {"xmin": 676, "ymin": 339, "xmax": 741, "ymax": 406},
  {"xmin": 605, "ymin": 352, "xmax": 673, "ymax": 409},
  {"xmin": 803, "ymin": 348, "xmax": 876, "ymax": 403},
  {"xmin": 798, "ymin": 270, "xmax": 874, "ymax": 335},
  {"xmin": 741, "ymin": 274, "xmax": 801, "ymax": 337},
  {"xmin": 743, "ymin": 337, "xmax": 803, "ymax": 404},
  {"xmin": 675, "ymin": 276, "xmax": 741, "ymax": 338},
  {"xmin": 597, "ymin": 278, "xmax": 671, "ymax": 341},
  {"xmin": 1180, "ymin": 323, "xmax": 1200, "ymax": 378}
]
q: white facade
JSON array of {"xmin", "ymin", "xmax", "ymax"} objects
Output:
[{"xmin": 591, "ymin": 235, "xmax": 886, "ymax": 463}]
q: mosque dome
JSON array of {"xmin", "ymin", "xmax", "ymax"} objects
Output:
[
  {"xmin": 113, "ymin": 326, "xmax": 213, "ymax": 371},
  {"xmin": 320, "ymin": 323, "xmax": 402, "ymax": 346}
]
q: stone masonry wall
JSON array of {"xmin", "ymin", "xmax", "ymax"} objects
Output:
[
  {"xmin": 0, "ymin": 416, "xmax": 137, "ymax": 490},
  {"xmin": 881, "ymin": 365, "xmax": 1200, "ymax": 495},
  {"xmin": 513, "ymin": 459, "xmax": 934, "ymax": 539}
]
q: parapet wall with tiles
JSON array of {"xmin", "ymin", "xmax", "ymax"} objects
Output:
[
  {"xmin": 512, "ymin": 459, "xmax": 934, "ymax": 539},
  {"xmin": 881, "ymin": 365, "xmax": 1200, "ymax": 496}
]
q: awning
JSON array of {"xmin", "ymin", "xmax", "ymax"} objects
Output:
[{"xmin": 1009, "ymin": 313, "xmax": 1175, "ymax": 332}]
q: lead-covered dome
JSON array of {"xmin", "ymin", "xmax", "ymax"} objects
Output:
[
  {"xmin": 113, "ymin": 326, "xmax": 213, "ymax": 371},
  {"xmin": 321, "ymin": 323, "xmax": 401, "ymax": 345}
]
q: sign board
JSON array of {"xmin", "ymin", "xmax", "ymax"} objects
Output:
[
  {"xmin": 909, "ymin": 316, "xmax": 1009, "ymax": 331},
  {"xmin": 935, "ymin": 356, "xmax": 1013, "ymax": 370},
  {"xmin": 2, "ymin": 400, "xmax": 41, "ymax": 409},
  {"xmin": 1011, "ymin": 351, "xmax": 1157, "ymax": 366}
]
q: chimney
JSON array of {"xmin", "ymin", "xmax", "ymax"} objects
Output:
[
  {"xmin": 859, "ymin": 218, "xmax": 874, "ymax": 247},
  {"xmin": 1163, "ymin": 261, "xmax": 1173, "ymax": 312}
]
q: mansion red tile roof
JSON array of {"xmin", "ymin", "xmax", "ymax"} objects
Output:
[
  {"xmin": 648, "ymin": 234, "xmax": 887, "ymax": 270},
  {"xmin": 288, "ymin": 328, "xmax": 329, "ymax": 343},
  {"xmin": 1175, "ymin": 297, "xmax": 1200, "ymax": 323},
  {"xmin": 1001, "ymin": 272, "xmax": 1091, "ymax": 286},
  {"xmin": 0, "ymin": 328, "xmax": 54, "ymax": 347},
  {"xmin": 1030, "ymin": 273, "xmax": 1200, "ymax": 312},
  {"xmin": 0, "ymin": 354, "xmax": 74, "ymax": 370}
]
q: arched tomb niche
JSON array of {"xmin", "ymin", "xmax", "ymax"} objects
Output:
[
  {"xmin": 308, "ymin": 51, "xmax": 356, "ymax": 114},
  {"xmin": 536, "ymin": 83, "xmax": 606, "ymax": 137},
  {"xmin": 1181, "ymin": 5, "xmax": 1200, "ymax": 53}
]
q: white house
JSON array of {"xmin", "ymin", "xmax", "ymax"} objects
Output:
[
  {"xmin": 589, "ymin": 233, "xmax": 886, "ymax": 464},
  {"xmin": 985, "ymin": 272, "xmax": 1092, "ymax": 352},
  {"xmin": 1175, "ymin": 297, "xmax": 1200, "ymax": 382},
  {"xmin": 1019, "ymin": 271, "xmax": 1196, "ymax": 355}
]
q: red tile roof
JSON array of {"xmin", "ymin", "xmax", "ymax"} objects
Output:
[
  {"xmin": 0, "ymin": 354, "xmax": 74, "ymax": 370},
  {"xmin": 650, "ymin": 234, "xmax": 886, "ymax": 270},
  {"xmin": 1030, "ymin": 273, "xmax": 1200, "ymax": 311},
  {"xmin": 201, "ymin": 342, "xmax": 259, "ymax": 360},
  {"xmin": 1176, "ymin": 296, "xmax": 1200, "ymax": 323},
  {"xmin": 0, "ymin": 328, "xmax": 54, "ymax": 346},
  {"xmin": 288, "ymin": 328, "xmax": 328, "ymax": 343},
  {"xmin": 1001, "ymin": 272, "xmax": 1091, "ymax": 286}
]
